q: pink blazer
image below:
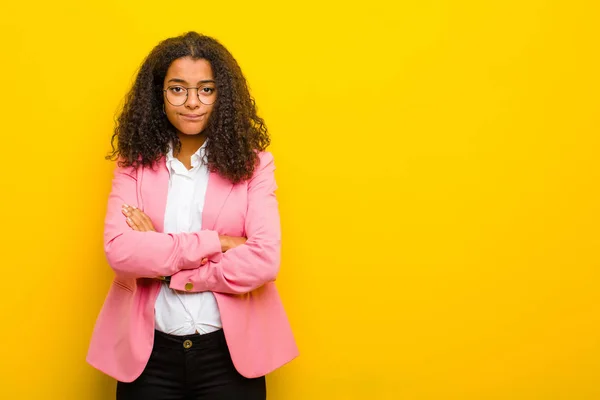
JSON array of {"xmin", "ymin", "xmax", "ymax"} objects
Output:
[{"xmin": 87, "ymin": 151, "xmax": 298, "ymax": 382}]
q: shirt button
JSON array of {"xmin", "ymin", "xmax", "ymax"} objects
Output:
[
  {"xmin": 185, "ymin": 282, "xmax": 193, "ymax": 291},
  {"xmin": 183, "ymin": 340, "xmax": 192, "ymax": 349}
]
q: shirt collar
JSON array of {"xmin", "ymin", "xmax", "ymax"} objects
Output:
[{"xmin": 166, "ymin": 140, "xmax": 208, "ymax": 173}]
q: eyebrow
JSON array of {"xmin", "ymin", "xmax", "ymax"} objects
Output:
[{"xmin": 167, "ymin": 78, "xmax": 216, "ymax": 85}]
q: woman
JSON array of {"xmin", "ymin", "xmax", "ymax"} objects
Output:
[{"xmin": 87, "ymin": 32, "xmax": 298, "ymax": 399}]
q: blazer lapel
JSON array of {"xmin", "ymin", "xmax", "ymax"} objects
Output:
[
  {"xmin": 202, "ymin": 171, "xmax": 233, "ymax": 231},
  {"xmin": 140, "ymin": 158, "xmax": 169, "ymax": 233}
]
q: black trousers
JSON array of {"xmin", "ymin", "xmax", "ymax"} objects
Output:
[{"xmin": 116, "ymin": 330, "xmax": 266, "ymax": 400}]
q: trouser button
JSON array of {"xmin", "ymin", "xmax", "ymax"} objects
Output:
[{"xmin": 183, "ymin": 340, "xmax": 192, "ymax": 349}]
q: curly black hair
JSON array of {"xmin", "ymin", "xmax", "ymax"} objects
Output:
[{"xmin": 107, "ymin": 32, "xmax": 270, "ymax": 184}]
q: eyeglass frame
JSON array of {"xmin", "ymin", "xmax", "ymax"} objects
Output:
[{"xmin": 163, "ymin": 80, "xmax": 218, "ymax": 106}]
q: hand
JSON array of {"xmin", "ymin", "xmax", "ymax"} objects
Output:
[
  {"xmin": 122, "ymin": 204, "xmax": 156, "ymax": 232},
  {"xmin": 219, "ymin": 235, "xmax": 247, "ymax": 252}
]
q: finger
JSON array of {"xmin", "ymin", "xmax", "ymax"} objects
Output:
[
  {"xmin": 128, "ymin": 208, "xmax": 149, "ymax": 231},
  {"xmin": 121, "ymin": 206, "xmax": 131, "ymax": 218},
  {"xmin": 123, "ymin": 205, "xmax": 144, "ymax": 232},
  {"xmin": 122, "ymin": 204, "xmax": 136, "ymax": 218},
  {"xmin": 138, "ymin": 210, "xmax": 156, "ymax": 232},
  {"xmin": 135, "ymin": 209, "xmax": 155, "ymax": 232},
  {"xmin": 126, "ymin": 216, "xmax": 140, "ymax": 231}
]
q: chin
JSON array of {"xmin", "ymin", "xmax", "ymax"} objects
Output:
[{"xmin": 177, "ymin": 127, "xmax": 206, "ymax": 136}]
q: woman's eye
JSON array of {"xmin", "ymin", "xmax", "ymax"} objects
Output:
[
  {"xmin": 170, "ymin": 86, "xmax": 185, "ymax": 94},
  {"xmin": 201, "ymin": 87, "xmax": 215, "ymax": 94}
]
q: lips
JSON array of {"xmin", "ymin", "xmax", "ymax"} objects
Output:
[{"xmin": 180, "ymin": 114, "xmax": 205, "ymax": 121}]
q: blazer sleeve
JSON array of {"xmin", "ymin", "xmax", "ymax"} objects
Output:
[
  {"xmin": 104, "ymin": 164, "xmax": 222, "ymax": 279},
  {"xmin": 168, "ymin": 152, "xmax": 281, "ymax": 294}
]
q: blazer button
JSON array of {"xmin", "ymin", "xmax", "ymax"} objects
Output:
[{"xmin": 185, "ymin": 282, "xmax": 193, "ymax": 291}]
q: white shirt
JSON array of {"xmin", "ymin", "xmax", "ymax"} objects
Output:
[{"xmin": 154, "ymin": 141, "xmax": 222, "ymax": 335}]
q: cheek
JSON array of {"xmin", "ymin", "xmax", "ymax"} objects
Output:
[
  {"xmin": 205, "ymin": 106, "xmax": 215, "ymax": 121},
  {"xmin": 165, "ymin": 105, "xmax": 178, "ymax": 125}
]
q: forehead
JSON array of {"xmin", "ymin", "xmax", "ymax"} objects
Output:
[{"xmin": 165, "ymin": 57, "xmax": 214, "ymax": 81}]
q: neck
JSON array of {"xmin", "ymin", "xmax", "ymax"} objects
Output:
[
  {"xmin": 176, "ymin": 132, "xmax": 206, "ymax": 155},
  {"xmin": 175, "ymin": 133, "xmax": 207, "ymax": 169}
]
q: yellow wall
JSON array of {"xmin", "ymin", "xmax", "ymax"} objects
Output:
[{"xmin": 1, "ymin": 1, "xmax": 599, "ymax": 398}]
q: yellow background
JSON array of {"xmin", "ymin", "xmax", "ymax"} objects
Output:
[{"xmin": 1, "ymin": 0, "xmax": 599, "ymax": 398}]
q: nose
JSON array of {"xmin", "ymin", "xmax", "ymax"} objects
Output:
[{"xmin": 185, "ymin": 88, "xmax": 200, "ymax": 109}]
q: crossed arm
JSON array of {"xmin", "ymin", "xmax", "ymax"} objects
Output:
[
  {"xmin": 122, "ymin": 204, "xmax": 247, "ymax": 258},
  {"xmin": 104, "ymin": 153, "xmax": 281, "ymax": 294}
]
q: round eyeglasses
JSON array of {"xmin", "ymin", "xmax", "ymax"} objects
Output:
[{"xmin": 163, "ymin": 84, "xmax": 217, "ymax": 106}]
